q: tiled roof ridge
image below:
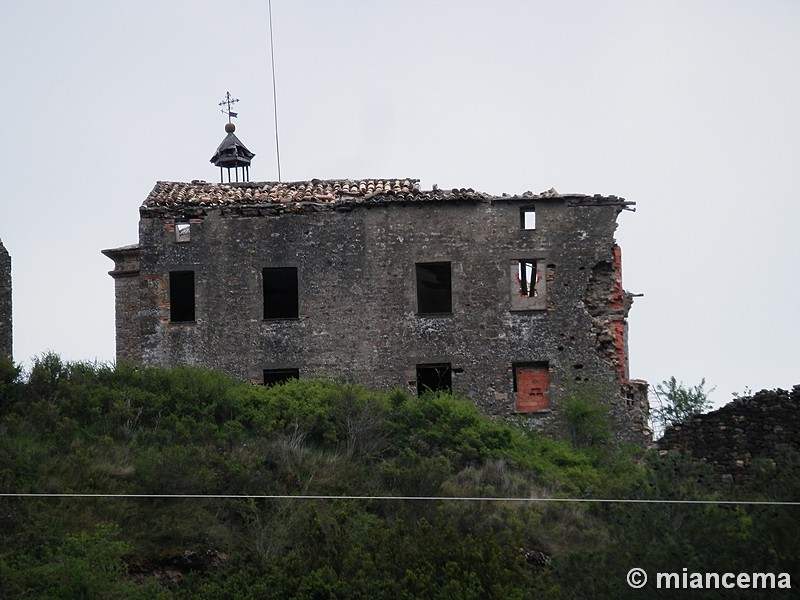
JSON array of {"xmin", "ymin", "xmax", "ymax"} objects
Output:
[{"xmin": 142, "ymin": 179, "xmax": 629, "ymax": 209}]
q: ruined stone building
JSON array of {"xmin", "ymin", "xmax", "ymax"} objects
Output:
[
  {"xmin": 103, "ymin": 108, "xmax": 647, "ymax": 442},
  {"xmin": 0, "ymin": 238, "xmax": 11, "ymax": 360},
  {"xmin": 658, "ymin": 386, "xmax": 800, "ymax": 486},
  {"xmin": 103, "ymin": 176, "xmax": 649, "ymax": 443}
]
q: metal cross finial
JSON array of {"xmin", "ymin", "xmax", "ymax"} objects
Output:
[{"xmin": 218, "ymin": 91, "xmax": 240, "ymax": 122}]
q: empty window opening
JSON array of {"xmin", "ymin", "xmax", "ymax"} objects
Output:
[
  {"xmin": 520, "ymin": 207, "xmax": 536, "ymax": 230},
  {"xmin": 416, "ymin": 363, "xmax": 452, "ymax": 395},
  {"xmin": 511, "ymin": 259, "xmax": 547, "ymax": 311},
  {"xmin": 517, "ymin": 260, "xmax": 537, "ymax": 297},
  {"xmin": 263, "ymin": 267, "xmax": 299, "ymax": 319},
  {"xmin": 263, "ymin": 368, "xmax": 300, "ymax": 386},
  {"xmin": 513, "ymin": 362, "xmax": 550, "ymax": 413},
  {"xmin": 169, "ymin": 271, "xmax": 195, "ymax": 322},
  {"xmin": 175, "ymin": 222, "xmax": 191, "ymax": 242},
  {"xmin": 416, "ymin": 262, "xmax": 452, "ymax": 314}
]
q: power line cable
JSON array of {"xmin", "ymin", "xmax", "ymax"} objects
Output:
[
  {"xmin": 268, "ymin": 0, "xmax": 282, "ymax": 182},
  {"xmin": 1, "ymin": 493, "xmax": 798, "ymax": 506}
]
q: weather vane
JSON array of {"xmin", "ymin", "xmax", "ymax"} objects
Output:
[{"xmin": 218, "ymin": 91, "xmax": 239, "ymax": 123}]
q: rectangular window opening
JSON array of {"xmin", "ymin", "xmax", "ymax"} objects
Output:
[
  {"xmin": 416, "ymin": 262, "xmax": 452, "ymax": 314},
  {"xmin": 169, "ymin": 271, "xmax": 195, "ymax": 322},
  {"xmin": 263, "ymin": 368, "xmax": 300, "ymax": 386},
  {"xmin": 416, "ymin": 363, "xmax": 452, "ymax": 395},
  {"xmin": 175, "ymin": 222, "xmax": 191, "ymax": 243},
  {"xmin": 513, "ymin": 362, "xmax": 550, "ymax": 413},
  {"xmin": 263, "ymin": 267, "xmax": 299, "ymax": 319},
  {"xmin": 520, "ymin": 207, "xmax": 536, "ymax": 230},
  {"xmin": 517, "ymin": 260, "xmax": 537, "ymax": 298},
  {"xmin": 510, "ymin": 259, "xmax": 548, "ymax": 311}
]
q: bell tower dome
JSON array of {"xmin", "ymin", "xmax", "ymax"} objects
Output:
[{"xmin": 210, "ymin": 91, "xmax": 255, "ymax": 183}]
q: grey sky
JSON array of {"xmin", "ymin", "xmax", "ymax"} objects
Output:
[{"xmin": 2, "ymin": 1, "xmax": 798, "ymax": 407}]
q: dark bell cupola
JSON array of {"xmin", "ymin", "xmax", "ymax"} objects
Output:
[{"xmin": 210, "ymin": 91, "xmax": 255, "ymax": 183}]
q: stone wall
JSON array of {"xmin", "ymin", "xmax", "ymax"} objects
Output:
[
  {"xmin": 657, "ymin": 386, "xmax": 800, "ymax": 485},
  {"xmin": 101, "ymin": 245, "xmax": 142, "ymax": 365},
  {"xmin": 104, "ymin": 183, "xmax": 649, "ymax": 444},
  {"xmin": 0, "ymin": 239, "xmax": 11, "ymax": 359}
]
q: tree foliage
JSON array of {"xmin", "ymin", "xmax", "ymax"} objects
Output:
[{"xmin": 650, "ymin": 376, "xmax": 714, "ymax": 438}]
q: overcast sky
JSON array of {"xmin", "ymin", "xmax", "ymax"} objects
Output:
[{"xmin": 1, "ymin": 1, "xmax": 798, "ymax": 407}]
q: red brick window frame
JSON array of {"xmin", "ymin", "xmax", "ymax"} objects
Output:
[{"xmin": 513, "ymin": 362, "xmax": 550, "ymax": 413}]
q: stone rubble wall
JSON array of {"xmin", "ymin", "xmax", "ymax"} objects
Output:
[
  {"xmin": 657, "ymin": 386, "xmax": 800, "ymax": 485},
  {"xmin": 0, "ymin": 239, "xmax": 11, "ymax": 360}
]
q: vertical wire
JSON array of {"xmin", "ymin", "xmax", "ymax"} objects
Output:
[{"xmin": 268, "ymin": 0, "xmax": 282, "ymax": 182}]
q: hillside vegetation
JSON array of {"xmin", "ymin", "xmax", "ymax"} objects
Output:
[{"xmin": 0, "ymin": 355, "xmax": 798, "ymax": 598}]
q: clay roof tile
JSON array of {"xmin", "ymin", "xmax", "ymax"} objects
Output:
[{"xmin": 140, "ymin": 178, "xmax": 625, "ymax": 212}]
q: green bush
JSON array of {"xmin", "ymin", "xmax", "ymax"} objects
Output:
[
  {"xmin": 563, "ymin": 389, "xmax": 611, "ymax": 449},
  {"xmin": 0, "ymin": 525, "xmax": 167, "ymax": 599},
  {"xmin": 2, "ymin": 355, "xmax": 796, "ymax": 597}
]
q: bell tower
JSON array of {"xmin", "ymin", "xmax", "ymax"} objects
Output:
[{"xmin": 210, "ymin": 91, "xmax": 255, "ymax": 183}]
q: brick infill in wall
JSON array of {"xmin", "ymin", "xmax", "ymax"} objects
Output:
[{"xmin": 515, "ymin": 367, "xmax": 550, "ymax": 413}]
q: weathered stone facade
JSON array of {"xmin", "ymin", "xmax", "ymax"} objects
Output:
[
  {"xmin": 658, "ymin": 386, "xmax": 800, "ymax": 486},
  {"xmin": 103, "ymin": 179, "xmax": 648, "ymax": 444},
  {"xmin": 0, "ymin": 238, "xmax": 11, "ymax": 360}
]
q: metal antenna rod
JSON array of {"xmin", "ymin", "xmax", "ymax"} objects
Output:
[{"xmin": 268, "ymin": 0, "xmax": 282, "ymax": 182}]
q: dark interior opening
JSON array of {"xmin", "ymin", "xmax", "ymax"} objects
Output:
[
  {"xmin": 169, "ymin": 271, "xmax": 195, "ymax": 322},
  {"xmin": 263, "ymin": 368, "xmax": 300, "ymax": 386},
  {"xmin": 263, "ymin": 267, "xmax": 299, "ymax": 319},
  {"xmin": 416, "ymin": 363, "xmax": 452, "ymax": 395},
  {"xmin": 416, "ymin": 262, "xmax": 452, "ymax": 314}
]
